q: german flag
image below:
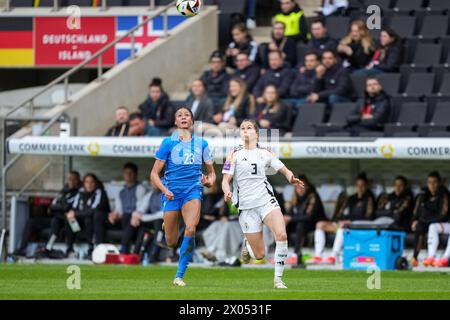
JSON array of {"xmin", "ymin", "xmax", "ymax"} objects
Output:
[{"xmin": 0, "ymin": 17, "xmax": 34, "ymax": 67}]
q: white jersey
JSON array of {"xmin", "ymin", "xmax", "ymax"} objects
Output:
[{"xmin": 222, "ymin": 146, "xmax": 285, "ymax": 210}]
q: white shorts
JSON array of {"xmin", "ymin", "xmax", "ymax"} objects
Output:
[{"xmin": 238, "ymin": 198, "xmax": 280, "ymax": 233}]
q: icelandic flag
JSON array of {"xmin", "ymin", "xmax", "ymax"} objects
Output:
[{"xmin": 115, "ymin": 15, "xmax": 187, "ymax": 64}]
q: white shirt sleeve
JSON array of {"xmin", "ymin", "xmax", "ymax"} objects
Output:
[
  {"xmin": 136, "ymin": 192, "xmax": 151, "ymax": 214},
  {"xmin": 266, "ymin": 149, "xmax": 285, "ymax": 171}
]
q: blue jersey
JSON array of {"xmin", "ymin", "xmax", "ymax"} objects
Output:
[{"xmin": 155, "ymin": 132, "xmax": 212, "ymax": 194}]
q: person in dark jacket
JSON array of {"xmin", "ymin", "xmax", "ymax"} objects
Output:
[
  {"xmin": 254, "ymin": 85, "xmax": 291, "ymax": 136},
  {"xmin": 105, "ymin": 106, "xmax": 130, "ymax": 137},
  {"xmin": 307, "ymin": 49, "xmax": 354, "ymax": 108},
  {"xmin": 273, "ymin": 0, "xmax": 309, "ymax": 43},
  {"xmin": 307, "ymin": 173, "xmax": 375, "ymax": 265},
  {"xmin": 411, "ymin": 171, "xmax": 449, "ymax": 266},
  {"xmin": 65, "ymin": 173, "xmax": 111, "ymax": 258},
  {"xmin": 138, "ymin": 82, "xmax": 175, "ymax": 136},
  {"xmin": 225, "ymin": 23, "xmax": 258, "ymax": 69},
  {"xmin": 307, "ymin": 18, "xmax": 338, "ymax": 55},
  {"xmin": 356, "ymin": 28, "xmax": 403, "ymax": 76},
  {"xmin": 347, "ymin": 77, "xmax": 390, "ymax": 136},
  {"xmin": 200, "ymin": 51, "xmax": 231, "ymax": 106},
  {"xmin": 376, "ymin": 176, "xmax": 414, "ymax": 231},
  {"xmin": 289, "ymin": 51, "xmax": 320, "ymax": 108},
  {"xmin": 253, "ymin": 50, "xmax": 294, "ymax": 101},
  {"xmin": 185, "ymin": 79, "xmax": 215, "ymax": 124},
  {"xmin": 257, "ymin": 21, "xmax": 297, "ymax": 70},
  {"xmin": 285, "ymin": 174, "xmax": 327, "ymax": 268},
  {"xmin": 337, "ymin": 20, "xmax": 375, "ymax": 71},
  {"xmin": 128, "ymin": 112, "xmax": 154, "ymax": 137},
  {"xmin": 234, "ymin": 52, "xmax": 261, "ymax": 93}
]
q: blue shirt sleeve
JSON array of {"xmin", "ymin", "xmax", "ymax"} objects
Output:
[
  {"xmin": 155, "ymin": 138, "xmax": 172, "ymax": 161},
  {"xmin": 202, "ymin": 139, "xmax": 212, "ymax": 163}
]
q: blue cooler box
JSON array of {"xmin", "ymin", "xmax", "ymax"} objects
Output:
[{"xmin": 343, "ymin": 229, "xmax": 405, "ymax": 270}]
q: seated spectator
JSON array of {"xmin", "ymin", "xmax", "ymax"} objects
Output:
[
  {"xmin": 234, "ymin": 52, "xmax": 261, "ymax": 93},
  {"xmin": 254, "ymin": 85, "xmax": 291, "ymax": 136},
  {"xmin": 307, "ymin": 49, "xmax": 354, "ymax": 108},
  {"xmin": 225, "ymin": 23, "xmax": 258, "ymax": 69},
  {"xmin": 200, "ymin": 51, "xmax": 230, "ymax": 107},
  {"xmin": 129, "ymin": 178, "xmax": 164, "ymax": 262},
  {"xmin": 128, "ymin": 112, "xmax": 153, "ymax": 137},
  {"xmin": 411, "ymin": 171, "xmax": 449, "ymax": 267},
  {"xmin": 375, "ymin": 176, "xmax": 414, "ymax": 231},
  {"xmin": 257, "ymin": 21, "xmax": 297, "ymax": 70},
  {"xmin": 307, "ymin": 18, "xmax": 338, "ymax": 56},
  {"xmin": 108, "ymin": 163, "xmax": 147, "ymax": 254},
  {"xmin": 138, "ymin": 81, "xmax": 174, "ymax": 136},
  {"xmin": 14, "ymin": 171, "xmax": 81, "ymax": 258},
  {"xmin": 319, "ymin": 0, "xmax": 348, "ymax": 16},
  {"xmin": 65, "ymin": 173, "xmax": 111, "ymax": 258},
  {"xmin": 253, "ymin": 50, "xmax": 294, "ymax": 101},
  {"xmin": 289, "ymin": 52, "xmax": 321, "ymax": 108},
  {"xmin": 285, "ymin": 174, "xmax": 327, "ymax": 268},
  {"xmin": 356, "ymin": 28, "xmax": 403, "ymax": 76},
  {"xmin": 214, "ymin": 78, "xmax": 256, "ymax": 133},
  {"xmin": 307, "ymin": 172, "xmax": 375, "ymax": 265},
  {"xmin": 105, "ymin": 106, "xmax": 130, "ymax": 137},
  {"xmin": 273, "ymin": 0, "xmax": 308, "ymax": 43},
  {"xmin": 346, "ymin": 77, "xmax": 390, "ymax": 136},
  {"xmin": 337, "ymin": 20, "xmax": 374, "ymax": 71},
  {"xmin": 186, "ymin": 79, "xmax": 215, "ymax": 124}
]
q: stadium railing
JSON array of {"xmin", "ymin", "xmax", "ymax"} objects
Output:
[{"xmin": 3, "ymin": 0, "xmax": 158, "ymax": 11}]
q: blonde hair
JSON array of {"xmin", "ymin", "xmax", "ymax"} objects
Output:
[
  {"xmin": 340, "ymin": 20, "xmax": 374, "ymax": 55},
  {"xmin": 223, "ymin": 78, "xmax": 256, "ymax": 115}
]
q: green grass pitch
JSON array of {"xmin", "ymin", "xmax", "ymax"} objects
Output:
[{"xmin": 0, "ymin": 264, "xmax": 449, "ymax": 300}]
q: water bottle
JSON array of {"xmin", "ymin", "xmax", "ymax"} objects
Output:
[
  {"xmin": 142, "ymin": 252, "xmax": 149, "ymax": 266},
  {"xmin": 69, "ymin": 219, "xmax": 81, "ymax": 233}
]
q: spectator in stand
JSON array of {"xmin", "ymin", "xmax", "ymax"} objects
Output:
[
  {"xmin": 318, "ymin": 0, "xmax": 348, "ymax": 16},
  {"xmin": 128, "ymin": 112, "xmax": 153, "ymax": 137},
  {"xmin": 253, "ymin": 50, "xmax": 294, "ymax": 102},
  {"xmin": 138, "ymin": 81, "xmax": 175, "ymax": 136},
  {"xmin": 226, "ymin": 23, "xmax": 258, "ymax": 69},
  {"xmin": 356, "ymin": 28, "xmax": 403, "ymax": 76},
  {"xmin": 186, "ymin": 79, "xmax": 215, "ymax": 124},
  {"xmin": 284, "ymin": 174, "xmax": 327, "ymax": 268},
  {"xmin": 214, "ymin": 78, "xmax": 256, "ymax": 132},
  {"xmin": 289, "ymin": 51, "xmax": 321, "ymax": 109},
  {"xmin": 307, "ymin": 172, "xmax": 375, "ymax": 265},
  {"xmin": 106, "ymin": 106, "xmax": 130, "ymax": 137},
  {"xmin": 273, "ymin": 0, "xmax": 309, "ymax": 43},
  {"xmin": 254, "ymin": 85, "xmax": 291, "ymax": 136},
  {"xmin": 108, "ymin": 163, "xmax": 147, "ymax": 254},
  {"xmin": 375, "ymin": 176, "xmax": 414, "ymax": 231},
  {"xmin": 234, "ymin": 52, "xmax": 261, "ymax": 93},
  {"xmin": 411, "ymin": 171, "xmax": 449, "ymax": 267},
  {"xmin": 14, "ymin": 171, "xmax": 82, "ymax": 258},
  {"xmin": 307, "ymin": 18, "xmax": 338, "ymax": 56},
  {"xmin": 337, "ymin": 20, "xmax": 374, "ymax": 71},
  {"xmin": 307, "ymin": 49, "xmax": 354, "ymax": 108},
  {"xmin": 346, "ymin": 77, "xmax": 390, "ymax": 136},
  {"xmin": 201, "ymin": 51, "xmax": 230, "ymax": 107},
  {"xmin": 65, "ymin": 173, "xmax": 111, "ymax": 258},
  {"xmin": 257, "ymin": 21, "xmax": 297, "ymax": 70}
]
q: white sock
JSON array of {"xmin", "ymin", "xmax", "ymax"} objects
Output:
[
  {"xmin": 427, "ymin": 224, "xmax": 440, "ymax": 258},
  {"xmin": 245, "ymin": 238, "xmax": 256, "ymax": 259},
  {"xmin": 314, "ymin": 229, "xmax": 326, "ymax": 257},
  {"xmin": 274, "ymin": 240, "xmax": 288, "ymax": 280},
  {"xmin": 45, "ymin": 234, "xmax": 56, "ymax": 251},
  {"xmin": 443, "ymin": 236, "xmax": 450, "ymax": 259},
  {"xmin": 332, "ymin": 228, "xmax": 344, "ymax": 258}
]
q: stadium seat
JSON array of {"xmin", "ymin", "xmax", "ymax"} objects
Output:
[
  {"xmin": 427, "ymin": 131, "xmax": 450, "ymax": 137},
  {"xmin": 292, "ymin": 103, "xmax": 326, "ymax": 137},
  {"xmin": 434, "ymin": 72, "xmax": 450, "ymax": 96},
  {"xmin": 38, "ymin": 0, "xmax": 62, "ymax": 6},
  {"xmin": 424, "ymin": 0, "xmax": 450, "ymax": 14},
  {"xmin": 363, "ymin": 0, "xmax": 392, "ymax": 12},
  {"xmin": 315, "ymin": 103, "xmax": 356, "ymax": 136},
  {"xmin": 324, "ymin": 131, "xmax": 351, "ymax": 137},
  {"xmin": 216, "ymin": 0, "xmax": 246, "ymax": 14},
  {"xmin": 418, "ymin": 102, "xmax": 450, "ymax": 136},
  {"xmin": 384, "ymin": 102, "xmax": 427, "ymax": 136},
  {"xmin": 398, "ymin": 73, "xmax": 435, "ymax": 98},
  {"xmin": 359, "ymin": 131, "xmax": 384, "ymax": 137},
  {"xmin": 10, "ymin": 0, "xmax": 33, "ymax": 7},
  {"xmin": 387, "ymin": 16, "xmax": 417, "ymax": 39},
  {"xmin": 376, "ymin": 73, "xmax": 401, "ymax": 96},
  {"xmin": 416, "ymin": 14, "xmax": 449, "ymax": 39},
  {"xmin": 106, "ymin": 0, "xmax": 123, "ymax": 5},
  {"xmin": 66, "ymin": 0, "xmax": 92, "ymax": 6},
  {"xmin": 400, "ymin": 43, "xmax": 442, "ymax": 75},
  {"xmin": 391, "ymin": 132, "xmax": 420, "ymax": 137},
  {"xmin": 324, "ymin": 16, "xmax": 350, "ymax": 40},
  {"xmin": 350, "ymin": 73, "xmax": 368, "ymax": 99},
  {"xmin": 126, "ymin": 0, "xmax": 151, "ymax": 6},
  {"xmin": 392, "ymin": 0, "xmax": 424, "ymax": 13}
]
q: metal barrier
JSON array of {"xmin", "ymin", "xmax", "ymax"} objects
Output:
[{"xmin": 4, "ymin": 0, "xmax": 157, "ymax": 12}]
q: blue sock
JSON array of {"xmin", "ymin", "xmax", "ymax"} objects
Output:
[{"xmin": 175, "ymin": 236, "xmax": 195, "ymax": 279}]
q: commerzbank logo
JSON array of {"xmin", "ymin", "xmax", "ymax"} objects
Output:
[
  {"xmin": 380, "ymin": 144, "xmax": 394, "ymax": 158},
  {"xmin": 280, "ymin": 143, "xmax": 293, "ymax": 158},
  {"xmin": 87, "ymin": 142, "xmax": 100, "ymax": 156}
]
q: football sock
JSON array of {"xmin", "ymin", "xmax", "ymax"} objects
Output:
[
  {"xmin": 274, "ymin": 241, "xmax": 288, "ymax": 280},
  {"xmin": 175, "ymin": 236, "xmax": 195, "ymax": 279},
  {"xmin": 427, "ymin": 224, "xmax": 440, "ymax": 258},
  {"xmin": 314, "ymin": 229, "xmax": 326, "ymax": 257},
  {"xmin": 332, "ymin": 228, "xmax": 344, "ymax": 258}
]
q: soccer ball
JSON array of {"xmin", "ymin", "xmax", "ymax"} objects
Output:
[{"xmin": 176, "ymin": 0, "xmax": 202, "ymax": 17}]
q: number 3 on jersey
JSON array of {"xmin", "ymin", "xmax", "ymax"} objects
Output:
[{"xmin": 251, "ymin": 163, "xmax": 257, "ymax": 174}]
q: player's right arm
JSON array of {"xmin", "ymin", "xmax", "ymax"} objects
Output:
[
  {"xmin": 150, "ymin": 138, "xmax": 174, "ymax": 200},
  {"xmin": 221, "ymin": 149, "xmax": 237, "ymax": 203}
]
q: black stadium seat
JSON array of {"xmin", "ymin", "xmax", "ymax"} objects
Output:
[
  {"xmin": 325, "ymin": 16, "xmax": 350, "ymax": 40},
  {"xmin": 399, "ymin": 73, "xmax": 435, "ymax": 98},
  {"xmin": 384, "ymin": 102, "xmax": 427, "ymax": 136},
  {"xmin": 391, "ymin": 132, "xmax": 420, "ymax": 137},
  {"xmin": 418, "ymin": 102, "xmax": 450, "ymax": 136},
  {"xmin": 400, "ymin": 43, "xmax": 442, "ymax": 75},
  {"xmin": 425, "ymin": 0, "xmax": 450, "ymax": 12},
  {"xmin": 66, "ymin": 0, "xmax": 92, "ymax": 6},
  {"xmin": 351, "ymin": 73, "xmax": 368, "ymax": 99},
  {"xmin": 392, "ymin": 0, "xmax": 424, "ymax": 13},
  {"xmin": 376, "ymin": 73, "xmax": 401, "ymax": 96},
  {"xmin": 434, "ymin": 72, "xmax": 450, "ymax": 96},
  {"xmin": 417, "ymin": 14, "xmax": 449, "ymax": 39},
  {"xmin": 39, "ymin": 0, "xmax": 62, "ymax": 6},
  {"xmin": 106, "ymin": 0, "xmax": 123, "ymax": 5},
  {"xmin": 388, "ymin": 16, "xmax": 417, "ymax": 38},
  {"xmin": 315, "ymin": 103, "xmax": 356, "ymax": 136},
  {"xmin": 10, "ymin": 0, "xmax": 33, "ymax": 6},
  {"xmin": 364, "ymin": 0, "xmax": 392, "ymax": 12},
  {"xmin": 292, "ymin": 103, "xmax": 326, "ymax": 137}
]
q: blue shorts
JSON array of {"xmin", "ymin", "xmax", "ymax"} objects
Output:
[{"xmin": 161, "ymin": 187, "xmax": 203, "ymax": 212}]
